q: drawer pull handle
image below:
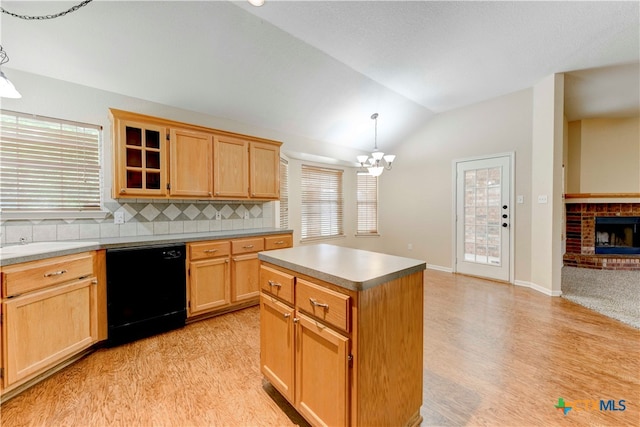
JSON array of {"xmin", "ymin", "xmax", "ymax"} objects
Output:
[
  {"xmin": 204, "ymin": 249, "xmax": 218, "ymax": 253},
  {"xmin": 243, "ymin": 244, "xmax": 255, "ymax": 249},
  {"xmin": 274, "ymin": 241, "xmax": 285, "ymax": 245},
  {"xmin": 309, "ymin": 298, "xmax": 329, "ymax": 309},
  {"xmin": 44, "ymin": 269, "xmax": 67, "ymax": 277},
  {"xmin": 268, "ymin": 280, "xmax": 282, "ymax": 288}
]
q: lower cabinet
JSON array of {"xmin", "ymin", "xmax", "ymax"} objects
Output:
[
  {"xmin": 1, "ymin": 251, "xmax": 104, "ymax": 395},
  {"xmin": 259, "ymin": 262, "xmax": 424, "ymax": 427},
  {"xmin": 187, "ymin": 234, "xmax": 292, "ymax": 320},
  {"xmin": 259, "ymin": 265, "xmax": 351, "ymax": 427}
]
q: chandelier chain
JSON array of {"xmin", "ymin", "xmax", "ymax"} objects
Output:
[{"xmin": 1, "ymin": 0, "xmax": 93, "ymax": 20}]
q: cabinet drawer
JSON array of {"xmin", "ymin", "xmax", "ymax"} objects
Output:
[
  {"xmin": 296, "ymin": 279, "xmax": 350, "ymax": 332},
  {"xmin": 260, "ymin": 265, "xmax": 294, "ymax": 304},
  {"xmin": 2, "ymin": 253, "xmax": 94, "ymax": 298},
  {"xmin": 231, "ymin": 238, "xmax": 264, "ymax": 254},
  {"xmin": 264, "ymin": 234, "xmax": 293, "ymax": 250},
  {"xmin": 189, "ymin": 241, "xmax": 230, "ymax": 261}
]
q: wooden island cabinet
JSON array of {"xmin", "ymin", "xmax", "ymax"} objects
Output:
[{"xmin": 258, "ymin": 244, "xmax": 426, "ymax": 427}]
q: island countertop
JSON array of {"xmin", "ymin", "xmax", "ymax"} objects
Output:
[{"xmin": 258, "ymin": 243, "xmax": 426, "ymax": 291}]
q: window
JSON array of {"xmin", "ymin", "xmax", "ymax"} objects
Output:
[
  {"xmin": 301, "ymin": 165, "xmax": 343, "ymax": 240},
  {"xmin": 0, "ymin": 110, "xmax": 102, "ymax": 213},
  {"xmin": 356, "ymin": 171, "xmax": 378, "ymax": 235},
  {"xmin": 279, "ymin": 157, "xmax": 289, "ymax": 229}
]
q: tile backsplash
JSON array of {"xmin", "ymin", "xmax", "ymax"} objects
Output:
[{"xmin": 0, "ymin": 200, "xmax": 274, "ymax": 246}]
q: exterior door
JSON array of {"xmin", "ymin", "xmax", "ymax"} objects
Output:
[{"xmin": 455, "ymin": 154, "xmax": 512, "ymax": 282}]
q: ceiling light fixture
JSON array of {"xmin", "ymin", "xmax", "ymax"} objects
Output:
[
  {"xmin": 357, "ymin": 113, "xmax": 395, "ymax": 177},
  {"xmin": 0, "ymin": 45, "xmax": 21, "ymax": 99},
  {"xmin": 248, "ymin": 0, "xmax": 265, "ymax": 7}
]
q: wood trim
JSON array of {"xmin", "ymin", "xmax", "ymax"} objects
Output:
[
  {"xmin": 109, "ymin": 108, "xmax": 282, "ymax": 146},
  {"xmin": 564, "ymin": 193, "xmax": 640, "ymax": 199}
]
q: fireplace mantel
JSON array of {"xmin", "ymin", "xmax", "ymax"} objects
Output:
[{"xmin": 565, "ymin": 193, "xmax": 640, "ymax": 204}]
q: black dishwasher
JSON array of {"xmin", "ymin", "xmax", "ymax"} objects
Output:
[{"xmin": 106, "ymin": 243, "xmax": 186, "ymax": 346}]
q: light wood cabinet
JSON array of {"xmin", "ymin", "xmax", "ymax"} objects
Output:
[
  {"xmin": 1, "ymin": 251, "xmax": 103, "ymax": 394},
  {"xmin": 111, "ymin": 109, "xmax": 281, "ymax": 201},
  {"xmin": 213, "ymin": 135, "xmax": 249, "ymax": 199},
  {"xmin": 112, "ymin": 118, "xmax": 167, "ymax": 198},
  {"xmin": 259, "ymin": 295, "xmax": 294, "ymax": 402},
  {"xmin": 187, "ymin": 234, "xmax": 292, "ymax": 320},
  {"xmin": 250, "ymin": 141, "xmax": 280, "ymax": 199},
  {"xmin": 259, "ymin": 262, "xmax": 424, "ymax": 427},
  {"xmin": 169, "ymin": 128, "xmax": 213, "ymax": 198},
  {"xmin": 187, "ymin": 241, "xmax": 230, "ymax": 316}
]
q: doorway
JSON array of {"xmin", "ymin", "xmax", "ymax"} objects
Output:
[{"xmin": 454, "ymin": 154, "xmax": 513, "ymax": 282}]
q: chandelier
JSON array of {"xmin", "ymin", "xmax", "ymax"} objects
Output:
[
  {"xmin": 357, "ymin": 113, "xmax": 395, "ymax": 177},
  {"xmin": 0, "ymin": 45, "xmax": 21, "ymax": 98}
]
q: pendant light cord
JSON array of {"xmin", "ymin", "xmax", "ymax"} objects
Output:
[{"xmin": 1, "ymin": 0, "xmax": 93, "ymax": 20}]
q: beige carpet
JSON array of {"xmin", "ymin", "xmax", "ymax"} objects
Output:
[{"xmin": 561, "ymin": 266, "xmax": 640, "ymax": 329}]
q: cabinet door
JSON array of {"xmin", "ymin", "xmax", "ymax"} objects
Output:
[
  {"xmin": 231, "ymin": 253, "xmax": 260, "ymax": 303},
  {"xmin": 295, "ymin": 313, "xmax": 349, "ymax": 427},
  {"xmin": 260, "ymin": 294, "xmax": 295, "ymax": 402},
  {"xmin": 3, "ymin": 277, "xmax": 97, "ymax": 387},
  {"xmin": 114, "ymin": 119, "xmax": 167, "ymax": 197},
  {"xmin": 188, "ymin": 257, "xmax": 230, "ymax": 317},
  {"xmin": 213, "ymin": 135, "xmax": 249, "ymax": 198},
  {"xmin": 169, "ymin": 128, "xmax": 213, "ymax": 198},
  {"xmin": 249, "ymin": 141, "xmax": 280, "ymax": 199}
]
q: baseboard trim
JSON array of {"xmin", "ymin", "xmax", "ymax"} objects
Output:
[
  {"xmin": 514, "ymin": 280, "xmax": 562, "ymax": 297},
  {"xmin": 427, "ymin": 264, "xmax": 453, "ymax": 273}
]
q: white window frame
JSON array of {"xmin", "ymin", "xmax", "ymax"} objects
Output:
[
  {"xmin": 300, "ymin": 164, "xmax": 344, "ymax": 241},
  {"xmin": 0, "ymin": 109, "xmax": 106, "ymax": 220},
  {"xmin": 279, "ymin": 156, "xmax": 289, "ymax": 229},
  {"xmin": 356, "ymin": 171, "xmax": 379, "ymax": 236}
]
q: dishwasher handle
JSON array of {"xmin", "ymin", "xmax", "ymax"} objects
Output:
[{"xmin": 162, "ymin": 249, "xmax": 183, "ymax": 260}]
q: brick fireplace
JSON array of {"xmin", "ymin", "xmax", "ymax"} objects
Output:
[{"xmin": 564, "ymin": 202, "xmax": 640, "ymax": 270}]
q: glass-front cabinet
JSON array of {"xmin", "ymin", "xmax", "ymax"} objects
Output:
[{"xmin": 113, "ymin": 118, "xmax": 167, "ymax": 197}]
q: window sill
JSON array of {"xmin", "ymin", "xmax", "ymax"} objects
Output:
[
  {"xmin": 355, "ymin": 233, "xmax": 380, "ymax": 238},
  {"xmin": 300, "ymin": 234, "xmax": 346, "ymax": 243},
  {"xmin": 0, "ymin": 211, "xmax": 110, "ymax": 221}
]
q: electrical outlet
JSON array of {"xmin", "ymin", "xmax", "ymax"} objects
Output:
[
  {"xmin": 537, "ymin": 195, "xmax": 548, "ymax": 204},
  {"xmin": 517, "ymin": 195, "xmax": 524, "ymax": 204},
  {"xmin": 114, "ymin": 211, "xmax": 125, "ymax": 224},
  {"xmin": 244, "ymin": 211, "xmax": 250, "ymax": 220},
  {"xmin": 215, "ymin": 211, "xmax": 221, "ymax": 220}
]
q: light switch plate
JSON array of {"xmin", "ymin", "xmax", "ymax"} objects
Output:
[
  {"xmin": 114, "ymin": 211, "xmax": 125, "ymax": 224},
  {"xmin": 517, "ymin": 195, "xmax": 524, "ymax": 204}
]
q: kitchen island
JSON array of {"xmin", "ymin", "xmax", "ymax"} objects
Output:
[{"xmin": 258, "ymin": 244, "xmax": 426, "ymax": 427}]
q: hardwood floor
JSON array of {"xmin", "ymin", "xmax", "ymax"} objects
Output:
[{"xmin": 2, "ymin": 270, "xmax": 638, "ymax": 426}]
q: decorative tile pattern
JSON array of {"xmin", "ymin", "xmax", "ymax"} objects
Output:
[{"xmin": 1, "ymin": 200, "xmax": 271, "ymax": 243}]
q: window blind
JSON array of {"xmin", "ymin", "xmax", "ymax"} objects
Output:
[
  {"xmin": 279, "ymin": 157, "xmax": 289, "ymax": 229},
  {"xmin": 301, "ymin": 165, "xmax": 343, "ymax": 240},
  {"xmin": 0, "ymin": 110, "xmax": 102, "ymax": 212},
  {"xmin": 356, "ymin": 171, "xmax": 378, "ymax": 235}
]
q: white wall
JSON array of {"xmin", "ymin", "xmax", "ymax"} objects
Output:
[{"xmin": 365, "ymin": 89, "xmax": 534, "ymax": 283}]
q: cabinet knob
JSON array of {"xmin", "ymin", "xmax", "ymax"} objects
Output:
[
  {"xmin": 91, "ymin": 279, "xmax": 98, "ymax": 285},
  {"xmin": 293, "ymin": 318, "xmax": 299, "ymax": 324},
  {"xmin": 120, "ymin": 188, "xmax": 126, "ymax": 194},
  {"xmin": 283, "ymin": 313, "xmax": 291, "ymax": 319}
]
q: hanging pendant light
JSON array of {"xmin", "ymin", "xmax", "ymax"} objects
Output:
[
  {"xmin": 0, "ymin": 45, "xmax": 21, "ymax": 99},
  {"xmin": 357, "ymin": 113, "xmax": 395, "ymax": 176}
]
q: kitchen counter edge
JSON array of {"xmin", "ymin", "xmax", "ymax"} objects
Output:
[
  {"xmin": 0, "ymin": 228, "xmax": 293, "ymax": 266},
  {"xmin": 258, "ymin": 245, "xmax": 426, "ymax": 292}
]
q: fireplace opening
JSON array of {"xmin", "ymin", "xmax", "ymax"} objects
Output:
[{"xmin": 595, "ymin": 216, "xmax": 640, "ymax": 254}]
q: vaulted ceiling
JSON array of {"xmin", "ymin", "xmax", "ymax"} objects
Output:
[{"xmin": 1, "ymin": 1, "xmax": 638, "ymax": 155}]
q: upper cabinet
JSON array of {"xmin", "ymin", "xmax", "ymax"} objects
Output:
[
  {"xmin": 110, "ymin": 109, "xmax": 281, "ymax": 200},
  {"xmin": 113, "ymin": 118, "xmax": 167, "ymax": 198},
  {"xmin": 213, "ymin": 135, "xmax": 249, "ymax": 198},
  {"xmin": 250, "ymin": 141, "xmax": 280, "ymax": 199},
  {"xmin": 170, "ymin": 128, "xmax": 213, "ymax": 198}
]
